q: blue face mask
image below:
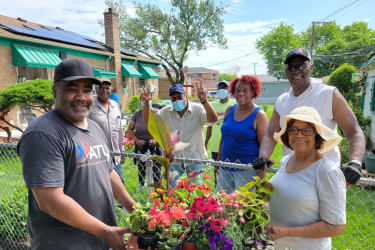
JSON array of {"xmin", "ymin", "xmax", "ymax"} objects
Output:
[
  {"xmin": 141, "ymin": 101, "xmax": 152, "ymax": 107},
  {"xmin": 217, "ymin": 89, "xmax": 228, "ymax": 99},
  {"xmin": 172, "ymin": 100, "xmax": 186, "ymax": 111}
]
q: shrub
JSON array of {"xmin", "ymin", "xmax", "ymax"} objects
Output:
[
  {"xmin": 261, "ymin": 104, "xmax": 269, "ymax": 112},
  {"xmin": 127, "ymin": 95, "xmax": 162, "ymax": 113},
  {"xmin": 0, "ymin": 189, "xmax": 28, "ymax": 241}
]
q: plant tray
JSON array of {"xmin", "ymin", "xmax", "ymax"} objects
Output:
[{"xmin": 362, "ymin": 170, "xmax": 375, "ymax": 179}]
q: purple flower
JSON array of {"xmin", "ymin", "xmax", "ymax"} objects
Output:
[{"xmin": 221, "ymin": 240, "xmax": 234, "ymax": 250}]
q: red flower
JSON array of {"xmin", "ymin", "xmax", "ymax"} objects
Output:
[
  {"xmin": 198, "ymin": 184, "xmax": 212, "ymax": 194},
  {"xmin": 195, "ymin": 201, "xmax": 207, "ymax": 213},
  {"xmin": 206, "ymin": 198, "xmax": 219, "ymax": 210},
  {"xmin": 187, "ymin": 213, "xmax": 200, "ymax": 221},
  {"xmin": 204, "ymin": 173, "xmax": 211, "ymax": 181},
  {"xmin": 188, "ymin": 183, "xmax": 197, "ymax": 192},
  {"xmin": 182, "ymin": 221, "xmax": 188, "ymax": 227},
  {"xmin": 210, "ymin": 218, "xmax": 224, "ymax": 232},
  {"xmin": 170, "ymin": 206, "xmax": 186, "ymax": 220}
]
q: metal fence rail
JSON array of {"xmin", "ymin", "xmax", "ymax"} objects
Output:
[{"xmin": 1, "ymin": 143, "xmax": 374, "ymax": 249}]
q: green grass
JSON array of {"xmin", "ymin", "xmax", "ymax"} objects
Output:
[{"xmin": 1, "ymin": 105, "xmax": 375, "ymax": 249}]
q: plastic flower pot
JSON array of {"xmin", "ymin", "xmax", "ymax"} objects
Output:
[
  {"xmin": 364, "ymin": 155, "xmax": 375, "ymax": 173},
  {"xmin": 167, "ymin": 242, "xmax": 183, "ymax": 250},
  {"xmin": 136, "ymin": 232, "xmax": 158, "ymax": 250},
  {"xmin": 182, "ymin": 242, "xmax": 197, "ymax": 250}
]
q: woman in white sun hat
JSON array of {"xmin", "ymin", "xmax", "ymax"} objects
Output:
[{"xmin": 266, "ymin": 106, "xmax": 346, "ymax": 250}]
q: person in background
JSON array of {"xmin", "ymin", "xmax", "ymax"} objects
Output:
[
  {"xmin": 215, "ymin": 75, "xmax": 269, "ymax": 194},
  {"xmin": 127, "ymin": 93, "xmax": 163, "ymax": 192},
  {"xmin": 267, "ymin": 106, "xmax": 346, "ymax": 250},
  {"xmin": 141, "ymin": 80, "xmax": 218, "ymax": 189},
  {"xmin": 205, "ymin": 80, "xmax": 236, "ymax": 185},
  {"xmin": 253, "ymin": 48, "xmax": 365, "ymax": 187},
  {"xmin": 17, "ymin": 58, "xmax": 134, "ymax": 250},
  {"xmin": 89, "ymin": 81, "xmax": 126, "ymax": 185}
]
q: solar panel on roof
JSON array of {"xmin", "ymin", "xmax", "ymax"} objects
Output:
[
  {"xmin": 121, "ymin": 48, "xmax": 139, "ymax": 56},
  {"xmin": 0, "ymin": 24, "xmax": 103, "ymax": 49},
  {"xmin": 41, "ymin": 26, "xmax": 100, "ymax": 42}
]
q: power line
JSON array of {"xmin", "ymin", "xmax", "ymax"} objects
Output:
[
  {"xmin": 319, "ymin": 0, "xmax": 360, "ymax": 22},
  {"xmin": 332, "ymin": 0, "xmax": 369, "ymax": 21},
  {"xmin": 202, "ymin": 51, "xmax": 259, "ymax": 67}
]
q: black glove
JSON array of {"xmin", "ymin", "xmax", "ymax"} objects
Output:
[
  {"xmin": 252, "ymin": 157, "xmax": 273, "ymax": 170},
  {"xmin": 341, "ymin": 162, "xmax": 362, "ymax": 185}
]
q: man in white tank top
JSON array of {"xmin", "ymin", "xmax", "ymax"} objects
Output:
[{"xmin": 253, "ymin": 48, "xmax": 365, "ymax": 186}]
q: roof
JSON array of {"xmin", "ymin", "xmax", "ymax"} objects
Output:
[
  {"xmin": 253, "ymin": 75, "xmax": 289, "ymax": 83},
  {"xmin": 0, "ymin": 14, "xmax": 161, "ymax": 64}
]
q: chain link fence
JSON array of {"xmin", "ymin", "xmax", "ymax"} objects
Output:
[{"xmin": 1, "ymin": 142, "xmax": 375, "ymax": 249}]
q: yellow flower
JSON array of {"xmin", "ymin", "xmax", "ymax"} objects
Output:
[
  {"xmin": 132, "ymin": 203, "xmax": 138, "ymax": 209},
  {"xmin": 150, "ymin": 192, "xmax": 158, "ymax": 198},
  {"xmin": 126, "ymin": 217, "xmax": 130, "ymax": 223},
  {"xmin": 141, "ymin": 230, "xmax": 146, "ymax": 234},
  {"xmin": 157, "ymin": 198, "xmax": 161, "ymax": 202},
  {"xmin": 164, "ymin": 197, "xmax": 170, "ymax": 203}
]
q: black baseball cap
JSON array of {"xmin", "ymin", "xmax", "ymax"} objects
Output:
[
  {"xmin": 284, "ymin": 48, "xmax": 311, "ymax": 64},
  {"xmin": 169, "ymin": 84, "xmax": 186, "ymax": 95},
  {"xmin": 54, "ymin": 58, "xmax": 101, "ymax": 85}
]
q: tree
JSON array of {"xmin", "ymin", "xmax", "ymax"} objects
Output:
[
  {"xmin": 256, "ymin": 21, "xmax": 375, "ymax": 78},
  {"xmin": 101, "ymin": 0, "xmax": 228, "ymax": 85},
  {"xmin": 255, "ymin": 22, "xmax": 302, "ymax": 79},
  {"xmin": 327, "ymin": 64, "xmax": 361, "ymax": 105},
  {"xmin": 226, "ymin": 64, "xmax": 241, "ymax": 76},
  {"xmin": 218, "ymin": 73, "xmax": 236, "ymax": 82},
  {"xmin": 0, "ymin": 80, "xmax": 55, "ymax": 141}
]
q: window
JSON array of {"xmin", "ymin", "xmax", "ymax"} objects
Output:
[
  {"xmin": 212, "ymin": 73, "xmax": 216, "ymax": 77},
  {"xmin": 262, "ymin": 88, "xmax": 267, "ymax": 93},
  {"xmin": 197, "ymin": 73, "xmax": 202, "ymax": 77},
  {"xmin": 17, "ymin": 110, "xmax": 36, "ymax": 125},
  {"xmin": 189, "ymin": 74, "xmax": 194, "ymax": 79},
  {"xmin": 17, "ymin": 66, "xmax": 51, "ymax": 81},
  {"xmin": 371, "ymin": 81, "xmax": 375, "ymax": 112},
  {"xmin": 139, "ymin": 78, "xmax": 146, "ymax": 88}
]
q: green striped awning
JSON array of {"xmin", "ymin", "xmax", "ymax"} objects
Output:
[
  {"xmin": 138, "ymin": 64, "xmax": 160, "ymax": 79},
  {"xmin": 92, "ymin": 68, "xmax": 117, "ymax": 78},
  {"xmin": 121, "ymin": 62, "xmax": 142, "ymax": 77},
  {"xmin": 11, "ymin": 44, "xmax": 62, "ymax": 68}
]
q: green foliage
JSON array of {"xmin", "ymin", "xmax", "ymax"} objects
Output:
[
  {"xmin": 0, "ymin": 189, "xmax": 28, "ymax": 241},
  {"xmin": 261, "ymin": 104, "xmax": 269, "ymax": 113},
  {"xmin": 126, "ymin": 95, "xmax": 162, "ymax": 113},
  {"xmin": 328, "ymin": 64, "xmax": 361, "ymax": 103},
  {"xmin": 101, "ymin": 0, "xmax": 228, "ymax": 85},
  {"xmin": 218, "ymin": 73, "xmax": 237, "ymax": 82},
  {"xmin": 348, "ymin": 100, "xmax": 371, "ymax": 132},
  {"xmin": 256, "ymin": 21, "xmax": 375, "ymax": 78}
]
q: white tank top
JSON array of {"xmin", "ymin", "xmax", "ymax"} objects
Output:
[{"xmin": 275, "ymin": 80, "xmax": 340, "ymax": 166}]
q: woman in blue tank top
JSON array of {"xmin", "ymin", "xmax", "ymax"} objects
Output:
[{"xmin": 215, "ymin": 75, "xmax": 269, "ymax": 194}]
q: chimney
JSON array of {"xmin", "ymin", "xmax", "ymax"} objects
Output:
[
  {"xmin": 104, "ymin": 8, "xmax": 122, "ymax": 93},
  {"xmin": 184, "ymin": 66, "xmax": 188, "ymax": 73}
]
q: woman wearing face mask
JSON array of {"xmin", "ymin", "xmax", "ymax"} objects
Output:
[
  {"xmin": 205, "ymin": 80, "xmax": 237, "ymax": 186},
  {"xmin": 215, "ymin": 75, "xmax": 269, "ymax": 194},
  {"xmin": 127, "ymin": 93, "xmax": 163, "ymax": 192}
]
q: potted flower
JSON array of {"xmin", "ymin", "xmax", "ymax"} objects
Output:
[{"xmin": 158, "ymin": 224, "xmax": 186, "ymax": 250}]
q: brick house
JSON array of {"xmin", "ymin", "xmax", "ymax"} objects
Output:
[
  {"xmin": 0, "ymin": 9, "xmax": 161, "ymax": 131},
  {"xmin": 158, "ymin": 66, "xmax": 220, "ymax": 98}
]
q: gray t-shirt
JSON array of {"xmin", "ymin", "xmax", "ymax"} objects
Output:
[
  {"xmin": 130, "ymin": 109, "xmax": 153, "ymax": 141},
  {"xmin": 17, "ymin": 109, "xmax": 117, "ymax": 250}
]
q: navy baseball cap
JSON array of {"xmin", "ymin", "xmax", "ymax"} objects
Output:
[
  {"xmin": 169, "ymin": 84, "xmax": 186, "ymax": 95},
  {"xmin": 284, "ymin": 48, "xmax": 311, "ymax": 64},
  {"xmin": 54, "ymin": 58, "xmax": 101, "ymax": 85}
]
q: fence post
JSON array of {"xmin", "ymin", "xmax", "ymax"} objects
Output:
[{"xmin": 146, "ymin": 159, "xmax": 153, "ymax": 200}]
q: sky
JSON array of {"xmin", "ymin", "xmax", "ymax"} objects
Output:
[{"xmin": 1, "ymin": 0, "xmax": 375, "ymax": 76}]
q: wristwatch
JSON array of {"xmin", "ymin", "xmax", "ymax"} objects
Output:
[
  {"xmin": 349, "ymin": 160, "xmax": 362, "ymax": 166},
  {"xmin": 201, "ymin": 99, "xmax": 208, "ymax": 105}
]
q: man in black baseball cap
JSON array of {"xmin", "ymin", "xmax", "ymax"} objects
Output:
[
  {"xmin": 18, "ymin": 57, "xmax": 135, "ymax": 250},
  {"xmin": 253, "ymin": 47, "xmax": 365, "ymax": 188}
]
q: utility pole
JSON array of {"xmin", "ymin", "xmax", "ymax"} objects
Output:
[
  {"xmin": 253, "ymin": 63, "xmax": 258, "ymax": 75},
  {"xmin": 309, "ymin": 21, "xmax": 332, "ymax": 57},
  {"xmin": 269, "ymin": 56, "xmax": 282, "ymax": 76}
]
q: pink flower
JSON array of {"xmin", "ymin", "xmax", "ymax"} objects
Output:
[
  {"xmin": 154, "ymin": 201, "xmax": 161, "ymax": 207},
  {"xmin": 210, "ymin": 218, "xmax": 224, "ymax": 232},
  {"xmin": 228, "ymin": 213, "xmax": 235, "ymax": 216},
  {"xmin": 170, "ymin": 206, "xmax": 186, "ymax": 220},
  {"xmin": 207, "ymin": 198, "xmax": 219, "ymax": 210},
  {"xmin": 214, "ymin": 206, "xmax": 225, "ymax": 212},
  {"xmin": 239, "ymin": 217, "xmax": 245, "ymax": 223},
  {"xmin": 165, "ymin": 228, "xmax": 170, "ymax": 236},
  {"xmin": 238, "ymin": 211, "xmax": 244, "ymax": 216},
  {"xmin": 187, "ymin": 213, "xmax": 200, "ymax": 221},
  {"xmin": 223, "ymin": 219, "xmax": 230, "ymax": 226}
]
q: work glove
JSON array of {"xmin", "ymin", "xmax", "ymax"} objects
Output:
[
  {"xmin": 341, "ymin": 162, "xmax": 362, "ymax": 185},
  {"xmin": 252, "ymin": 157, "xmax": 273, "ymax": 170}
]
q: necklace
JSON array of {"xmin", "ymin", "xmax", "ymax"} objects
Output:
[{"xmin": 290, "ymin": 151, "xmax": 316, "ymax": 169}]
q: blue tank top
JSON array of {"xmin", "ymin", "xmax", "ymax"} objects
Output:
[{"xmin": 220, "ymin": 104, "xmax": 261, "ymax": 171}]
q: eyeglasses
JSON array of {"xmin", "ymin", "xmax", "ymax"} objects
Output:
[
  {"xmin": 235, "ymin": 89, "xmax": 250, "ymax": 94},
  {"xmin": 99, "ymin": 86, "xmax": 112, "ymax": 91},
  {"xmin": 285, "ymin": 62, "xmax": 310, "ymax": 72},
  {"xmin": 287, "ymin": 128, "xmax": 315, "ymax": 136}
]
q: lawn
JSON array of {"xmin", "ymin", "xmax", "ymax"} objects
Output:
[{"xmin": 0, "ymin": 103, "xmax": 374, "ymax": 249}]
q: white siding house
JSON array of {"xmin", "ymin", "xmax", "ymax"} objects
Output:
[{"xmin": 361, "ymin": 53, "xmax": 375, "ymax": 149}]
